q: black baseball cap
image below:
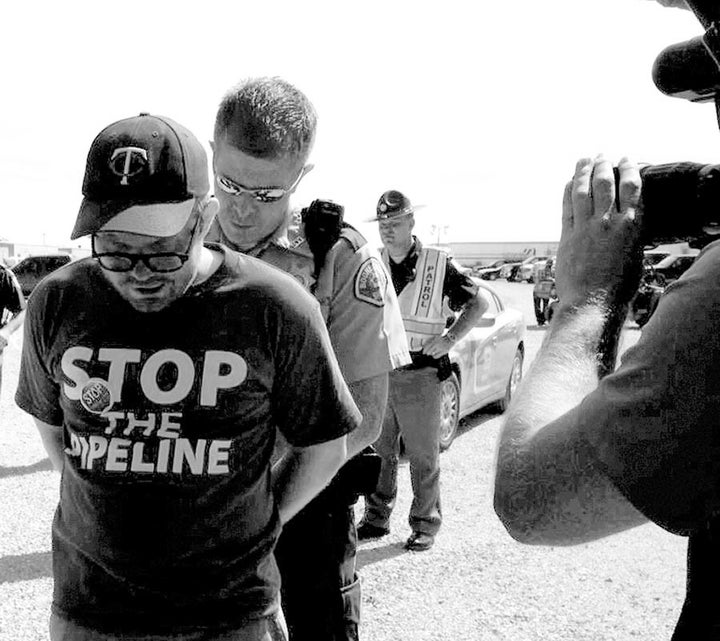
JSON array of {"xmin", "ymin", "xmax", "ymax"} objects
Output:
[{"xmin": 71, "ymin": 113, "xmax": 210, "ymax": 239}]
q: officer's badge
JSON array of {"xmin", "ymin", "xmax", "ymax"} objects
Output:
[{"xmin": 354, "ymin": 258, "xmax": 386, "ymax": 307}]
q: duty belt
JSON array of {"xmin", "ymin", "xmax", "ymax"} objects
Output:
[{"xmin": 400, "ymin": 352, "xmax": 453, "ymax": 381}]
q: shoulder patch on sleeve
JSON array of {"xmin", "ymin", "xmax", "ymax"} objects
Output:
[{"xmin": 354, "ymin": 257, "xmax": 386, "ymax": 307}]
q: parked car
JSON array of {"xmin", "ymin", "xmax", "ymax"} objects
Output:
[
  {"xmin": 510, "ymin": 256, "xmax": 550, "ymax": 283},
  {"xmin": 498, "ymin": 260, "xmax": 524, "ymax": 280},
  {"xmin": 11, "ymin": 253, "xmax": 73, "ymax": 297},
  {"xmin": 643, "ymin": 250, "xmax": 672, "ymax": 266},
  {"xmin": 439, "ymin": 280, "xmax": 525, "ymax": 450},
  {"xmin": 651, "ymin": 252, "xmax": 699, "ymax": 283},
  {"xmin": 629, "ymin": 251, "xmax": 699, "ymax": 327},
  {"xmin": 474, "ymin": 259, "xmax": 518, "ymax": 281}
]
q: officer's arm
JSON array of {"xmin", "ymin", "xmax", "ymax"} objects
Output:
[
  {"xmin": 421, "ymin": 289, "xmax": 487, "ymax": 359},
  {"xmin": 272, "ymin": 434, "xmax": 348, "ymax": 524},
  {"xmin": 345, "ymin": 373, "xmax": 389, "ymax": 458},
  {"xmin": 446, "ymin": 291, "xmax": 487, "ymax": 343},
  {"xmin": 32, "ymin": 419, "xmax": 64, "ymax": 472}
]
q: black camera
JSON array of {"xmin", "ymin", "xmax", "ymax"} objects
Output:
[
  {"xmin": 638, "ymin": 1, "xmax": 720, "ymax": 247},
  {"xmin": 632, "ymin": 163, "xmax": 720, "ymax": 246},
  {"xmin": 301, "ymin": 199, "xmax": 345, "ymax": 277}
]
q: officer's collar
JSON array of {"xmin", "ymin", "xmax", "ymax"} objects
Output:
[
  {"xmin": 389, "ymin": 236, "xmax": 421, "ymax": 266},
  {"xmin": 267, "ymin": 209, "xmax": 303, "ymax": 250},
  {"xmin": 240, "ymin": 208, "xmax": 299, "ymax": 257}
]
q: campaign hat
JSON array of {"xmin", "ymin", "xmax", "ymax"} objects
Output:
[{"xmin": 367, "ymin": 190, "xmax": 423, "ymax": 222}]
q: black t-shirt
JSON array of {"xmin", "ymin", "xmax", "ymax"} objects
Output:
[{"xmin": 15, "ymin": 245, "xmax": 360, "ymax": 635}]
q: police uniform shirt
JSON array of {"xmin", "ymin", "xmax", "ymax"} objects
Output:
[{"xmin": 209, "ymin": 211, "xmax": 410, "ymax": 383}]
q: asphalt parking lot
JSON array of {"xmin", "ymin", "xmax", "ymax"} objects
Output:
[{"xmin": 0, "ymin": 282, "xmax": 688, "ymax": 640}]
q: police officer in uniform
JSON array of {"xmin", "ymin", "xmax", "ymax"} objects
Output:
[
  {"xmin": 208, "ymin": 77, "xmax": 410, "ymax": 641},
  {"xmin": 358, "ymin": 190, "xmax": 486, "ymax": 551}
]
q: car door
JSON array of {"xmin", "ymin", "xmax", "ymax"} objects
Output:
[
  {"xmin": 453, "ymin": 287, "xmax": 499, "ymax": 415},
  {"xmin": 490, "ymin": 290, "xmax": 522, "ymax": 392},
  {"xmin": 477, "ymin": 285, "xmax": 519, "ymax": 394},
  {"xmin": 665, "ymin": 255, "xmax": 696, "ymax": 281}
]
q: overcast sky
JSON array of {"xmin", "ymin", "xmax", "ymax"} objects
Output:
[{"xmin": 1, "ymin": 0, "xmax": 716, "ymax": 250}]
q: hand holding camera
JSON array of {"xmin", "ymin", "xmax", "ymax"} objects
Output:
[{"xmin": 556, "ymin": 157, "xmax": 645, "ymax": 311}]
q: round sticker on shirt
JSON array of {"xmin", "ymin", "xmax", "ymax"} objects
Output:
[
  {"xmin": 354, "ymin": 257, "xmax": 386, "ymax": 307},
  {"xmin": 80, "ymin": 378, "xmax": 114, "ymax": 415}
]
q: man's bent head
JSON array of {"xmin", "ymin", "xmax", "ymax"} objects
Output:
[{"xmin": 211, "ymin": 77, "xmax": 316, "ymax": 251}]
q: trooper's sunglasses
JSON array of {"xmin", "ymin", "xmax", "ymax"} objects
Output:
[
  {"xmin": 214, "ymin": 168, "xmax": 307, "ymax": 203},
  {"xmin": 92, "ymin": 217, "xmax": 199, "ymax": 273}
]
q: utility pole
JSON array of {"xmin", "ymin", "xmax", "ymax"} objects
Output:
[{"xmin": 430, "ymin": 224, "xmax": 449, "ymax": 247}]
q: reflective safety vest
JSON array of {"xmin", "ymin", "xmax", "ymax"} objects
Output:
[{"xmin": 382, "ymin": 246, "xmax": 448, "ymax": 352}]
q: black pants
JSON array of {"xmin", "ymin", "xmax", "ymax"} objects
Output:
[
  {"xmin": 533, "ymin": 295, "xmax": 549, "ymax": 324},
  {"xmin": 274, "ymin": 488, "xmax": 361, "ymax": 641}
]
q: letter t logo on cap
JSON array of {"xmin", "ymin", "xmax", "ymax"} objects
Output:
[{"xmin": 110, "ymin": 147, "xmax": 149, "ymax": 186}]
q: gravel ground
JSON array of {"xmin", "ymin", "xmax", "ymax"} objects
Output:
[{"xmin": 0, "ymin": 282, "xmax": 688, "ymax": 640}]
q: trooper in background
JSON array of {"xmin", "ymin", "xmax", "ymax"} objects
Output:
[
  {"xmin": 209, "ymin": 76, "xmax": 410, "ymax": 641},
  {"xmin": 358, "ymin": 190, "xmax": 486, "ymax": 552}
]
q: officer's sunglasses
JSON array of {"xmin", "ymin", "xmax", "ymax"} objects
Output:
[
  {"xmin": 91, "ymin": 215, "xmax": 200, "ymax": 273},
  {"xmin": 214, "ymin": 165, "xmax": 312, "ymax": 203}
]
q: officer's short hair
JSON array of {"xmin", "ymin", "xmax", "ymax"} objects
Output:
[{"xmin": 214, "ymin": 77, "xmax": 317, "ymax": 162}]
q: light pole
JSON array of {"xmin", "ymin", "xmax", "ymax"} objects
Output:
[{"xmin": 430, "ymin": 224, "xmax": 449, "ymax": 247}]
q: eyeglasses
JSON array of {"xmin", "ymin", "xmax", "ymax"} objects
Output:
[
  {"xmin": 214, "ymin": 165, "xmax": 310, "ymax": 203},
  {"xmin": 92, "ymin": 216, "xmax": 199, "ymax": 273}
]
